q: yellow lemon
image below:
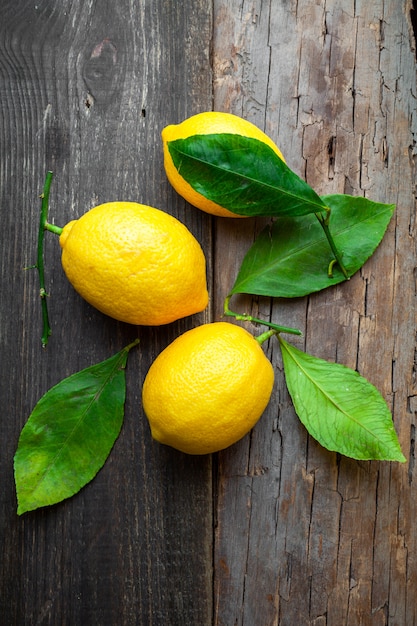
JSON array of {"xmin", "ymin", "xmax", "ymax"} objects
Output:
[
  {"xmin": 142, "ymin": 322, "xmax": 274, "ymax": 454},
  {"xmin": 162, "ymin": 111, "xmax": 285, "ymax": 218},
  {"xmin": 59, "ymin": 202, "xmax": 208, "ymax": 325}
]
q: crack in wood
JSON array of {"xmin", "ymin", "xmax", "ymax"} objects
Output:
[
  {"xmin": 327, "ymin": 135, "xmax": 336, "ymax": 180},
  {"xmin": 408, "ymin": 423, "xmax": 415, "ymax": 484},
  {"xmin": 410, "ymin": 0, "xmax": 417, "ymax": 57}
]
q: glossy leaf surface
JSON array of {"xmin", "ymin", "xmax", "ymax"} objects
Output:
[
  {"xmin": 168, "ymin": 134, "xmax": 326, "ymax": 217},
  {"xmin": 279, "ymin": 337, "xmax": 405, "ymax": 461},
  {"xmin": 14, "ymin": 340, "xmax": 139, "ymax": 514},
  {"xmin": 230, "ymin": 194, "xmax": 395, "ymax": 298}
]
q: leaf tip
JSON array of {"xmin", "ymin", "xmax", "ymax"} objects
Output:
[{"xmin": 16, "ymin": 498, "xmax": 31, "ymax": 516}]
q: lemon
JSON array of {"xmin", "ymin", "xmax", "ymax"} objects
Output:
[
  {"xmin": 162, "ymin": 111, "xmax": 285, "ymax": 218},
  {"xmin": 142, "ymin": 322, "xmax": 274, "ymax": 454},
  {"xmin": 59, "ymin": 202, "xmax": 208, "ymax": 326}
]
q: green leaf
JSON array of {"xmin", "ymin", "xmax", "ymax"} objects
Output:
[
  {"xmin": 230, "ymin": 194, "xmax": 395, "ymax": 298},
  {"xmin": 278, "ymin": 337, "xmax": 405, "ymax": 462},
  {"xmin": 14, "ymin": 339, "xmax": 139, "ymax": 514},
  {"xmin": 168, "ymin": 134, "xmax": 327, "ymax": 217}
]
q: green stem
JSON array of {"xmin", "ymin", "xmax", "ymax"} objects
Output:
[
  {"xmin": 37, "ymin": 171, "xmax": 54, "ymax": 347},
  {"xmin": 315, "ymin": 211, "xmax": 349, "ymax": 279},
  {"xmin": 123, "ymin": 337, "xmax": 141, "ymax": 353},
  {"xmin": 327, "ymin": 258, "xmax": 338, "ymax": 278},
  {"xmin": 223, "ymin": 295, "xmax": 302, "ymax": 336},
  {"xmin": 255, "ymin": 329, "xmax": 278, "ymax": 345},
  {"xmin": 45, "ymin": 222, "xmax": 63, "ymax": 235}
]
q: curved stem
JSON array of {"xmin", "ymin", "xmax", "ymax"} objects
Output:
[
  {"xmin": 327, "ymin": 258, "xmax": 338, "ymax": 278},
  {"xmin": 255, "ymin": 329, "xmax": 278, "ymax": 346},
  {"xmin": 45, "ymin": 222, "xmax": 63, "ymax": 236},
  {"xmin": 223, "ymin": 295, "xmax": 302, "ymax": 336},
  {"xmin": 37, "ymin": 171, "xmax": 54, "ymax": 347},
  {"xmin": 315, "ymin": 211, "xmax": 349, "ymax": 279}
]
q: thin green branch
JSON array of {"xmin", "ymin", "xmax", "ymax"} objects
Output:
[
  {"xmin": 45, "ymin": 222, "xmax": 63, "ymax": 236},
  {"xmin": 223, "ymin": 295, "xmax": 302, "ymax": 336},
  {"xmin": 36, "ymin": 171, "xmax": 54, "ymax": 347},
  {"xmin": 254, "ymin": 329, "xmax": 278, "ymax": 346},
  {"xmin": 315, "ymin": 210, "xmax": 349, "ymax": 280}
]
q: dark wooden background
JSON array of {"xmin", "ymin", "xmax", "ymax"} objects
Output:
[{"xmin": 1, "ymin": 1, "xmax": 416, "ymax": 624}]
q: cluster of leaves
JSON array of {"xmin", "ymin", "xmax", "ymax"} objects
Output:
[
  {"xmin": 168, "ymin": 132, "xmax": 405, "ymax": 462},
  {"xmin": 14, "ymin": 129, "xmax": 405, "ymax": 515}
]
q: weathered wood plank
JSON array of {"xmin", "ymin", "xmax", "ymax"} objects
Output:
[
  {"xmin": 0, "ymin": 2, "xmax": 213, "ymax": 624},
  {"xmin": 213, "ymin": 1, "xmax": 417, "ymax": 624},
  {"xmin": 3, "ymin": 1, "xmax": 417, "ymax": 623}
]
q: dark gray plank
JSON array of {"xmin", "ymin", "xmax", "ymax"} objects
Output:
[{"xmin": 0, "ymin": 2, "xmax": 213, "ymax": 624}]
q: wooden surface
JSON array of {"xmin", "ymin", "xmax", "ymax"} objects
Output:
[
  {"xmin": 0, "ymin": 2, "xmax": 213, "ymax": 625},
  {"xmin": 213, "ymin": 1, "xmax": 417, "ymax": 625},
  {"xmin": 1, "ymin": 1, "xmax": 416, "ymax": 624}
]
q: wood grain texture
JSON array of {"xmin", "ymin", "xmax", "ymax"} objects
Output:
[
  {"xmin": 0, "ymin": 1, "xmax": 213, "ymax": 624},
  {"xmin": 2, "ymin": 1, "xmax": 417, "ymax": 624},
  {"xmin": 213, "ymin": 1, "xmax": 417, "ymax": 624}
]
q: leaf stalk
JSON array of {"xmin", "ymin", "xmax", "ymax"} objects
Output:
[
  {"xmin": 123, "ymin": 337, "xmax": 140, "ymax": 353},
  {"xmin": 315, "ymin": 210, "xmax": 349, "ymax": 279}
]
